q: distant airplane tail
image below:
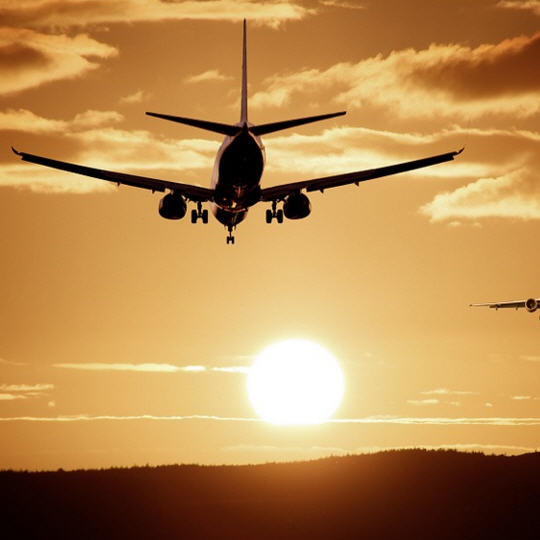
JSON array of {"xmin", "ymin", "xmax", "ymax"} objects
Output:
[{"xmin": 146, "ymin": 20, "xmax": 346, "ymax": 136}]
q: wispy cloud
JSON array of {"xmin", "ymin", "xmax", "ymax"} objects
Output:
[
  {"xmin": 497, "ymin": 1, "xmax": 540, "ymax": 16},
  {"xmin": 0, "ymin": 394, "xmax": 27, "ymax": 401},
  {"xmin": 119, "ymin": 90, "xmax": 150, "ymax": 104},
  {"xmin": 0, "ymin": 28, "xmax": 118, "ymax": 96},
  {"xmin": 320, "ymin": 1, "xmax": 365, "ymax": 10},
  {"xmin": 521, "ymin": 355, "xmax": 540, "ymax": 362},
  {"xmin": 251, "ymin": 32, "xmax": 540, "ymax": 119},
  {"xmin": 0, "ymin": 414, "xmax": 260, "ymax": 422},
  {"xmin": 421, "ymin": 388, "xmax": 478, "ymax": 396},
  {"xmin": 0, "ymin": 0, "xmax": 313, "ymax": 29},
  {"xmin": 0, "ymin": 357, "xmax": 27, "ymax": 366},
  {"xmin": 0, "ymin": 384, "xmax": 54, "ymax": 392},
  {"xmin": 0, "ymin": 383, "xmax": 54, "ymax": 401},
  {"xmin": 54, "ymin": 363, "xmax": 181, "ymax": 372},
  {"xmin": 53, "ymin": 363, "xmax": 249, "ymax": 373},
  {"xmin": 184, "ymin": 69, "xmax": 232, "ymax": 84},
  {"xmin": 407, "ymin": 399, "xmax": 440, "ymax": 406},
  {"xmin": 3, "ymin": 415, "xmax": 540, "ymax": 426},
  {"xmin": 420, "ymin": 168, "xmax": 540, "ymax": 222}
]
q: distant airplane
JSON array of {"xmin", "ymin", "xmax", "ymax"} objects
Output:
[
  {"xmin": 12, "ymin": 20, "xmax": 463, "ymax": 244},
  {"xmin": 470, "ymin": 298, "xmax": 540, "ymax": 317}
]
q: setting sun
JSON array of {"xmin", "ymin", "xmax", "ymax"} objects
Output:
[{"xmin": 247, "ymin": 339, "xmax": 345, "ymax": 425}]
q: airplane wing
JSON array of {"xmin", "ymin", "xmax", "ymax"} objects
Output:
[
  {"xmin": 469, "ymin": 299, "xmax": 540, "ymax": 309},
  {"xmin": 11, "ymin": 148, "xmax": 214, "ymax": 202},
  {"xmin": 260, "ymin": 148, "xmax": 464, "ymax": 202}
]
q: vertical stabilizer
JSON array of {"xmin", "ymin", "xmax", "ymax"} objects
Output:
[{"xmin": 240, "ymin": 19, "xmax": 248, "ymax": 125}]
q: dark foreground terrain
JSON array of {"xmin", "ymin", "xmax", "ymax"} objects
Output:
[{"xmin": 2, "ymin": 450, "xmax": 539, "ymax": 539}]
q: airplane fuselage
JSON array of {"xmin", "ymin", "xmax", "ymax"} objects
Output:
[{"xmin": 210, "ymin": 124, "xmax": 265, "ymax": 228}]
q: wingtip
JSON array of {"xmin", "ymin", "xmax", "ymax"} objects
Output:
[
  {"xmin": 11, "ymin": 146, "xmax": 21, "ymax": 156},
  {"xmin": 456, "ymin": 146, "xmax": 465, "ymax": 155}
]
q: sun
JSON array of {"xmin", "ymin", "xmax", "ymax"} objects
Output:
[{"xmin": 247, "ymin": 339, "xmax": 345, "ymax": 425}]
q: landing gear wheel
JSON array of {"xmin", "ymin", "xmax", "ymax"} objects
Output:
[
  {"xmin": 276, "ymin": 209, "xmax": 284, "ymax": 224},
  {"xmin": 191, "ymin": 209, "xmax": 198, "ymax": 223},
  {"xmin": 226, "ymin": 226, "xmax": 235, "ymax": 245},
  {"xmin": 202, "ymin": 209, "xmax": 209, "ymax": 224},
  {"xmin": 265, "ymin": 209, "xmax": 273, "ymax": 224}
]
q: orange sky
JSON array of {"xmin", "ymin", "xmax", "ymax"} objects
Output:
[{"xmin": 1, "ymin": 0, "xmax": 539, "ymax": 470}]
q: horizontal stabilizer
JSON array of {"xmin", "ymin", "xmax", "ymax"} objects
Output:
[
  {"xmin": 146, "ymin": 112, "xmax": 240, "ymax": 136},
  {"xmin": 251, "ymin": 111, "xmax": 346, "ymax": 136}
]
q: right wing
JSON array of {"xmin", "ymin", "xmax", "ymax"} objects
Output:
[
  {"xmin": 260, "ymin": 148, "xmax": 463, "ymax": 202},
  {"xmin": 11, "ymin": 148, "xmax": 214, "ymax": 202},
  {"xmin": 469, "ymin": 299, "xmax": 540, "ymax": 310}
]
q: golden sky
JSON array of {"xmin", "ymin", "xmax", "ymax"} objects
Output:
[{"xmin": 1, "ymin": 0, "xmax": 539, "ymax": 470}]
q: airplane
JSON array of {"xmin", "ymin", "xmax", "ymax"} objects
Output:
[
  {"xmin": 11, "ymin": 20, "xmax": 464, "ymax": 244},
  {"xmin": 470, "ymin": 298, "xmax": 540, "ymax": 318}
]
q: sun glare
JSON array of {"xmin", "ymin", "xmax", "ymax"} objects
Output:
[{"xmin": 247, "ymin": 339, "xmax": 345, "ymax": 425}]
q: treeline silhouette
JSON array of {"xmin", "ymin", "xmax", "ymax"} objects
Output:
[{"xmin": 2, "ymin": 449, "xmax": 539, "ymax": 539}]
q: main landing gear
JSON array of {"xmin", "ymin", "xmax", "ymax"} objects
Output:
[
  {"xmin": 226, "ymin": 226, "xmax": 235, "ymax": 245},
  {"xmin": 191, "ymin": 201, "xmax": 208, "ymax": 224},
  {"xmin": 265, "ymin": 201, "xmax": 283, "ymax": 224}
]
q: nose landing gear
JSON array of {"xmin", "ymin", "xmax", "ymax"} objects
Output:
[{"xmin": 226, "ymin": 226, "xmax": 235, "ymax": 245}]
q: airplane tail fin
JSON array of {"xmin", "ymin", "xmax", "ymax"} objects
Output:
[
  {"xmin": 147, "ymin": 22, "xmax": 345, "ymax": 137},
  {"xmin": 251, "ymin": 111, "xmax": 346, "ymax": 136},
  {"xmin": 240, "ymin": 19, "xmax": 248, "ymax": 125}
]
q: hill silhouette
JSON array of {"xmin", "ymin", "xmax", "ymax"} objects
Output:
[{"xmin": 2, "ymin": 449, "xmax": 539, "ymax": 539}]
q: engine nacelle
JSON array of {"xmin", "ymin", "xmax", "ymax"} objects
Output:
[
  {"xmin": 525, "ymin": 298, "xmax": 538, "ymax": 312},
  {"xmin": 283, "ymin": 192, "xmax": 311, "ymax": 220},
  {"xmin": 159, "ymin": 193, "xmax": 187, "ymax": 220}
]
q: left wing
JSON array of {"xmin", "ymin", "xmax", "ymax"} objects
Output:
[
  {"xmin": 260, "ymin": 148, "xmax": 464, "ymax": 202},
  {"xmin": 11, "ymin": 148, "xmax": 214, "ymax": 201}
]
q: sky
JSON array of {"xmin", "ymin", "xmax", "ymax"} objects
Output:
[{"xmin": 1, "ymin": 0, "xmax": 539, "ymax": 471}]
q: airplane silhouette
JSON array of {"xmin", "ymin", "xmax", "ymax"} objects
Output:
[
  {"xmin": 470, "ymin": 297, "xmax": 540, "ymax": 318},
  {"xmin": 12, "ymin": 20, "xmax": 463, "ymax": 244}
]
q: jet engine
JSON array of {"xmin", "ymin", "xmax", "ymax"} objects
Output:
[
  {"xmin": 159, "ymin": 193, "xmax": 187, "ymax": 219},
  {"xmin": 283, "ymin": 192, "xmax": 311, "ymax": 220},
  {"xmin": 525, "ymin": 298, "xmax": 538, "ymax": 312}
]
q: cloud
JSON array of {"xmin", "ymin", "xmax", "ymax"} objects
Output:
[
  {"xmin": 0, "ymin": 384, "xmax": 54, "ymax": 392},
  {"xmin": 407, "ymin": 399, "xmax": 440, "ymax": 405},
  {"xmin": 184, "ymin": 69, "xmax": 232, "ymax": 83},
  {"xmin": 320, "ymin": 1, "xmax": 365, "ymax": 10},
  {"xmin": 0, "ymin": 383, "xmax": 54, "ymax": 401},
  {"xmin": 497, "ymin": 1, "xmax": 540, "ymax": 16},
  {"xmin": 511, "ymin": 395, "xmax": 539, "ymax": 401},
  {"xmin": 251, "ymin": 32, "xmax": 540, "ymax": 119},
  {"xmin": 421, "ymin": 388, "xmax": 477, "ymax": 396},
  {"xmin": 0, "ymin": 394, "xmax": 27, "ymax": 401},
  {"xmin": 0, "ymin": 1, "xmax": 313, "ymax": 29},
  {"xmin": 52, "ymin": 362, "xmax": 249, "ymax": 373},
  {"xmin": 0, "ymin": 28, "xmax": 117, "ymax": 96},
  {"xmin": 420, "ymin": 168, "xmax": 540, "ymax": 222},
  {"xmin": 3, "ymin": 415, "xmax": 540, "ymax": 426},
  {"xmin": 54, "ymin": 363, "xmax": 184, "ymax": 372},
  {"xmin": 119, "ymin": 90, "xmax": 150, "ymax": 104},
  {"xmin": 521, "ymin": 355, "xmax": 540, "ymax": 362},
  {"xmin": 72, "ymin": 110, "xmax": 124, "ymax": 129},
  {"xmin": 0, "ymin": 357, "xmax": 27, "ymax": 366},
  {"xmin": 0, "ymin": 414, "xmax": 261, "ymax": 422}
]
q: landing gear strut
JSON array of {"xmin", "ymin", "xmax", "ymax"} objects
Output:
[
  {"xmin": 191, "ymin": 201, "xmax": 208, "ymax": 224},
  {"xmin": 226, "ymin": 226, "xmax": 235, "ymax": 245},
  {"xmin": 265, "ymin": 200, "xmax": 283, "ymax": 224}
]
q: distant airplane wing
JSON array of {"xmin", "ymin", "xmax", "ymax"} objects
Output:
[
  {"xmin": 11, "ymin": 148, "xmax": 214, "ymax": 201},
  {"xmin": 260, "ymin": 148, "xmax": 464, "ymax": 202},
  {"xmin": 470, "ymin": 298, "xmax": 540, "ymax": 310}
]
